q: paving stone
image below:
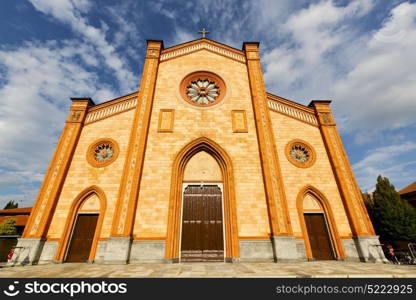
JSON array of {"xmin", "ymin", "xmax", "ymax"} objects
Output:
[{"xmin": 1, "ymin": 261, "xmax": 415, "ymax": 278}]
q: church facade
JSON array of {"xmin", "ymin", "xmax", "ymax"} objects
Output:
[{"xmin": 11, "ymin": 38, "xmax": 386, "ymax": 265}]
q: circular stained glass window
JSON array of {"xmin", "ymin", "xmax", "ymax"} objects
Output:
[
  {"xmin": 291, "ymin": 144, "xmax": 310, "ymax": 163},
  {"xmin": 187, "ymin": 79, "xmax": 219, "ymax": 105},
  {"xmin": 180, "ymin": 71, "xmax": 226, "ymax": 107},
  {"xmin": 87, "ymin": 138, "xmax": 119, "ymax": 167},
  {"xmin": 285, "ymin": 140, "xmax": 316, "ymax": 168},
  {"xmin": 94, "ymin": 142, "xmax": 114, "ymax": 162}
]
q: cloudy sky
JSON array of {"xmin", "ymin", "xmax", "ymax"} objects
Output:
[{"xmin": 0, "ymin": 0, "xmax": 415, "ymax": 208}]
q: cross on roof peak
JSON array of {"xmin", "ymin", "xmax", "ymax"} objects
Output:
[{"xmin": 198, "ymin": 28, "xmax": 210, "ymax": 38}]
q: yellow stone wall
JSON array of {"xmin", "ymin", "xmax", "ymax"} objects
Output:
[
  {"xmin": 133, "ymin": 49, "xmax": 270, "ymax": 238},
  {"xmin": 45, "ymin": 47, "xmax": 354, "ymax": 245},
  {"xmin": 183, "ymin": 151, "xmax": 222, "ymax": 182},
  {"xmin": 47, "ymin": 109, "xmax": 135, "ymax": 239},
  {"xmin": 79, "ymin": 193, "xmax": 100, "ymax": 212},
  {"xmin": 303, "ymin": 193, "xmax": 322, "ymax": 211},
  {"xmin": 270, "ymin": 112, "xmax": 352, "ymax": 237}
]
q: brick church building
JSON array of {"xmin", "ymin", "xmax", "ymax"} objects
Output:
[{"xmin": 10, "ymin": 37, "xmax": 386, "ymax": 265}]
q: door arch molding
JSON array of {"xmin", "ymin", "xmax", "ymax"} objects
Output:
[
  {"xmin": 54, "ymin": 185, "xmax": 107, "ymax": 262},
  {"xmin": 296, "ymin": 185, "xmax": 346, "ymax": 259},
  {"xmin": 165, "ymin": 137, "xmax": 239, "ymax": 261}
]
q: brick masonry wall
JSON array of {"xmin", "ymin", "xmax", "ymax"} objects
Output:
[
  {"xmin": 47, "ymin": 109, "xmax": 135, "ymax": 239},
  {"xmin": 133, "ymin": 49, "xmax": 270, "ymax": 238},
  {"xmin": 46, "ymin": 49, "xmax": 352, "ymax": 243},
  {"xmin": 270, "ymin": 112, "xmax": 352, "ymax": 237}
]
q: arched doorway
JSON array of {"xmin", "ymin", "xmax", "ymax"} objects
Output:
[
  {"xmin": 54, "ymin": 186, "xmax": 106, "ymax": 263},
  {"xmin": 181, "ymin": 151, "xmax": 225, "ymax": 261},
  {"xmin": 297, "ymin": 186, "xmax": 345, "ymax": 260},
  {"xmin": 165, "ymin": 137, "xmax": 239, "ymax": 262}
]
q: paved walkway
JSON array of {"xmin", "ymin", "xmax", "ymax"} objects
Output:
[{"xmin": 0, "ymin": 261, "xmax": 415, "ymax": 278}]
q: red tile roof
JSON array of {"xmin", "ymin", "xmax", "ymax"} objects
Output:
[
  {"xmin": 399, "ymin": 182, "xmax": 416, "ymax": 195},
  {"xmin": 0, "ymin": 215, "xmax": 29, "ymax": 226},
  {"xmin": 0, "ymin": 207, "xmax": 32, "ymax": 215}
]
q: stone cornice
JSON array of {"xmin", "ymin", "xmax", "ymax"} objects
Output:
[
  {"xmin": 84, "ymin": 92, "xmax": 138, "ymax": 125},
  {"xmin": 160, "ymin": 39, "xmax": 246, "ymax": 64},
  {"xmin": 267, "ymin": 93, "xmax": 318, "ymax": 126},
  {"xmin": 84, "ymin": 90, "xmax": 320, "ymax": 127}
]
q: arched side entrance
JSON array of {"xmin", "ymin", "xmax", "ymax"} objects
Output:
[
  {"xmin": 165, "ymin": 137, "xmax": 239, "ymax": 261},
  {"xmin": 296, "ymin": 186, "xmax": 345, "ymax": 260},
  {"xmin": 54, "ymin": 186, "xmax": 107, "ymax": 263}
]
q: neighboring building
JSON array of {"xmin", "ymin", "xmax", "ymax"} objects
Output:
[
  {"xmin": 0, "ymin": 207, "xmax": 32, "ymax": 236},
  {"xmin": 0, "ymin": 207, "xmax": 32, "ymax": 262},
  {"xmin": 399, "ymin": 182, "xmax": 416, "ymax": 208},
  {"xmin": 10, "ymin": 37, "xmax": 386, "ymax": 266}
]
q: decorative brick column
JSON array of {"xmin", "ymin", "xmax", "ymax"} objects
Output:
[
  {"xmin": 104, "ymin": 40, "xmax": 163, "ymax": 264},
  {"xmin": 9, "ymin": 98, "xmax": 93, "ymax": 266},
  {"xmin": 310, "ymin": 100, "xmax": 387, "ymax": 262},
  {"xmin": 243, "ymin": 42, "xmax": 299, "ymax": 261}
]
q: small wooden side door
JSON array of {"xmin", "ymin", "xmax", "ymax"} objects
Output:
[
  {"xmin": 304, "ymin": 213, "xmax": 335, "ymax": 260},
  {"xmin": 65, "ymin": 214, "xmax": 98, "ymax": 262}
]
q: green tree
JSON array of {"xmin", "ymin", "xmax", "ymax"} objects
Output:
[
  {"xmin": 366, "ymin": 175, "xmax": 416, "ymax": 241},
  {"xmin": 3, "ymin": 200, "xmax": 18, "ymax": 209},
  {"xmin": 0, "ymin": 218, "xmax": 17, "ymax": 235}
]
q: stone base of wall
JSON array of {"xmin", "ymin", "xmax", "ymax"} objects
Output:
[
  {"xmin": 129, "ymin": 240, "xmax": 165, "ymax": 263},
  {"xmin": 295, "ymin": 239, "xmax": 307, "ymax": 260},
  {"xmin": 341, "ymin": 238, "xmax": 361, "ymax": 262},
  {"xmin": 7, "ymin": 237, "xmax": 45, "ymax": 266},
  {"xmin": 239, "ymin": 237, "xmax": 308, "ymax": 262},
  {"xmin": 38, "ymin": 241, "xmax": 58, "ymax": 264},
  {"xmin": 102, "ymin": 237, "xmax": 131, "ymax": 264},
  {"xmin": 272, "ymin": 235, "xmax": 306, "ymax": 261},
  {"xmin": 94, "ymin": 240, "xmax": 107, "ymax": 263},
  {"xmin": 239, "ymin": 239, "xmax": 274, "ymax": 262},
  {"xmin": 353, "ymin": 235, "xmax": 388, "ymax": 263}
]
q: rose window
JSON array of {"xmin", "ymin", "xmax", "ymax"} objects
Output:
[
  {"xmin": 285, "ymin": 140, "xmax": 316, "ymax": 168},
  {"xmin": 290, "ymin": 144, "xmax": 310, "ymax": 163},
  {"xmin": 180, "ymin": 71, "xmax": 226, "ymax": 107},
  {"xmin": 94, "ymin": 142, "xmax": 114, "ymax": 162},
  {"xmin": 87, "ymin": 138, "xmax": 119, "ymax": 167},
  {"xmin": 186, "ymin": 79, "xmax": 220, "ymax": 105}
]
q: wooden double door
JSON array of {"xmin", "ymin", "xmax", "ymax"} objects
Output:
[
  {"xmin": 181, "ymin": 184, "xmax": 224, "ymax": 262},
  {"xmin": 65, "ymin": 214, "xmax": 98, "ymax": 262},
  {"xmin": 304, "ymin": 213, "xmax": 335, "ymax": 260}
]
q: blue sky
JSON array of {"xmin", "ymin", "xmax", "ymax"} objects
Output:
[{"xmin": 0, "ymin": 0, "xmax": 415, "ymax": 208}]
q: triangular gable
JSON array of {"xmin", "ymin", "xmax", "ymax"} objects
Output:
[{"xmin": 160, "ymin": 38, "xmax": 246, "ymax": 64}]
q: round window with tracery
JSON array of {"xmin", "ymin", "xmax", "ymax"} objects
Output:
[
  {"xmin": 87, "ymin": 138, "xmax": 119, "ymax": 167},
  {"xmin": 180, "ymin": 71, "xmax": 226, "ymax": 107},
  {"xmin": 285, "ymin": 140, "xmax": 316, "ymax": 168}
]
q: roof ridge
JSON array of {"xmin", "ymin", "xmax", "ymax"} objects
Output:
[
  {"xmin": 88, "ymin": 91, "xmax": 138, "ymax": 111},
  {"xmin": 266, "ymin": 92, "xmax": 315, "ymax": 113},
  {"xmin": 162, "ymin": 38, "xmax": 244, "ymax": 54}
]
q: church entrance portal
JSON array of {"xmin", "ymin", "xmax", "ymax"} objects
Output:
[
  {"xmin": 304, "ymin": 213, "xmax": 335, "ymax": 260},
  {"xmin": 65, "ymin": 213, "xmax": 99, "ymax": 262},
  {"xmin": 181, "ymin": 184, "xmax": 224, "ymax": 262}
]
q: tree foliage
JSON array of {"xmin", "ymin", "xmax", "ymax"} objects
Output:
[
  {"xmin": 0, "ymin": 218, "xmax": 17, "ymax": 235},
  {"xmin": 3, "ymin": 200, "xmax": 18, "ymax": 209},
  {"xmin": 366, "ymin": 175, "xmax": 416, "ymax": 241}
]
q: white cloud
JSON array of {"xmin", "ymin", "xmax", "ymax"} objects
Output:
[
  {"xmin": 352, "ymin": 141, "xmax": 416, "ymax": 191},
  {"xmin": 29, "ymin": 0, "xmax": 136, "ymax": 93},
  {"xmin": 332, "ymin": 2, "xmax": 416, "ymax": 141},
  {"xmin": 172, "ymin": 28, "xmax": 195, "ymax": 45},
  {"xmin": 0, "ymin": 0, "xmax": 144, "ymax": 206},
  {"xmin": 260, "ymin": 0, "xmax": 416, "ymax": 148},
  {"xmin": 263, "ymin": 0, "xmax": 375, "ymax": 100},
  {"xmin": 0, "ymin": 41, "xmax": 117, "ymax": 206}
]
